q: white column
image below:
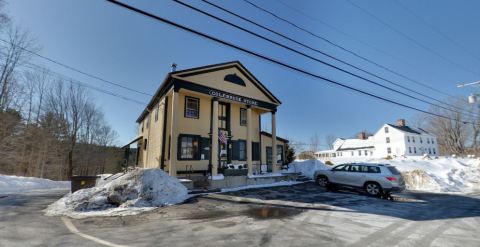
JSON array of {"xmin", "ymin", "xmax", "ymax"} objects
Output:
[
  {"xmin": 271, "ymin": 111, "xmax": 277, "ymax": 173},
  {"xmin": 211, "ymin": 99, "xmax": 219, "ymax": 177},
  {"xmin": 168, "ymin": 90, "xmax": 179, "ymax": 177},
  {"xmin": 247, "ymin": 107, "xmax": 253, "ymax": 176}
]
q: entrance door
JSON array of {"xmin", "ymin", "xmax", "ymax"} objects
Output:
[{"xmin": 218, "ymin": 102, "xmax": 230, "ymax": 168}]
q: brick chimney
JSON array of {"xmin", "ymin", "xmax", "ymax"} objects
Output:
[
  {"xmin": 396, "ymin": 119, "xmax": 406, "ymax": 127},
  {"xmin": 358, "ymin": 132, "xmax": 367, "ymax": 140}
]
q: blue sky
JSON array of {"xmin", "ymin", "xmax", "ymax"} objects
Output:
[{"xmin": 5, "ymin": 0, "xmax": 480, "ymax": 148}]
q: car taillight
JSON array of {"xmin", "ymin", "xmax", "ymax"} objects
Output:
[{"xmin": 386, "ymin": 177, "xmax": 397, "ymax": 181}]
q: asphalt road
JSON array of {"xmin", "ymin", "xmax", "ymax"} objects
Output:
[{"xmin": 1, "ymin": 183, "xmax": 480, "ymax": 247}]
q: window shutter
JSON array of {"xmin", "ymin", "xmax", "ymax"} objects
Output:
[
  {"xmin": 201, "ymin": 137, "xmax": 210, "ymax": 161},
  {"xmin": 232, "ymin": 140, "xmax": 239, "ymax": 160},
  {"xmin": 252, "ymin": 142, "xmax": 260, "ymax": 161}
]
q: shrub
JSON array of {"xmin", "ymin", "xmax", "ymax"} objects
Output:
[
  {"xmin": 325, "ymin": 160, "xmax": 334, "ymax": 166},
  {"xmin": 385, "ymin": 155, "xmax": 392, "ymax": 160}
]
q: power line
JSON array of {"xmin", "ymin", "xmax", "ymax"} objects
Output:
[
  {"xmin": 0, "ymin": 38, "xmax": 153, "ymax": 97},
  {"xmin": 243, "ymin": 0, "xmax": 458, "ymax": 100},
  {"xmin": 393, "ymin": 0, "xmax": 480, "ymax": 64},
  {"xmin": 105, "ymin": 0, "xmax": 473, "ymax": 124},
  {"xmin": 345, "ymin": 0, "xmax": 480, "ymax": 77},
  {"xmin": 24, "ymin": 63, "xmax": 148, "ymax": 106},
  {"xmin": 199, "ymin": 0, "xmax": 477, "ymax": 118},
  {"xmin": 173, "ymin": 0, "xmax": 479, "ymax": 119}
]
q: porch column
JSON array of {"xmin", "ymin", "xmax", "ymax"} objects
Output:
[
  {"xmin": 247, "ymin": 106, "xmax": 253, "ymax": 176},
  {"xmin": 211, "ymin": 99, "xmax": 219, "ymax": 177},
  {"xmin": 271, "ymin": 111, "xmax": 277, "ymax": 173},
  {"xmin": 169, "ymin": 90, "xmax": 179, "ymax": 177}
]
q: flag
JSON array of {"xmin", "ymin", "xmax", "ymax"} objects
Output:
[{"xmin": 219, "ymin": 131, "xmax": 227, "ymax": 144}]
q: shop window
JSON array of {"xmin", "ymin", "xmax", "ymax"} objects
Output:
[
  {"xmin": 185, "ymin": 97, "xmax": 199, "ymax": 119},
  {"xmin": 240, "ymin": 108, "xmax": 247, "ymax": 126},
  {"xmin": 178, "ymin": 135, "xmax": 200, "ymax": 160},
  {"xmin": 239, "ymin": 140, "xmax": 246, "ymax": 161}
]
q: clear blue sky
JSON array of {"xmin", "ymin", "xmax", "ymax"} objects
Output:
[{"xmin": 5, "ymin": 0, "xmax": 480, "ymax": 147}]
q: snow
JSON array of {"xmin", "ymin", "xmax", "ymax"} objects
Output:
[
  {"xmin": 324, "ymin": 156, "xmax": 480, "ymax": 193},
  {"xmin": 221, "ymin": 181, "xmax": 302, "ymax": 192},
  {"xmin": 286, "ymin": 159, "xmax": 330, "ymax": 179},
  {"xmin": 248, "ymin": 173, "xmax": 285, "ymax": 178},
  {"xmin": 45, "ymin": 168, "xmax": 189, "ymax": 218},
  {"xmin": 208, "ymin": 174, "xmax": 225, "ymax": 180},
  {"xmin": 0, "ymin": 174, "xmax": 70, "ymax": 193}
]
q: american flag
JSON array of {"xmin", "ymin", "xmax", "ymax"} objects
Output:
[{"xmin": 218, "ymin": 131, "xmax": 228, "ymax": 144}]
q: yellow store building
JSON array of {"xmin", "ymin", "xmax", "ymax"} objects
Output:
[{"xmin": 125, "ymin": 61, "xmax": 288, "ymax": 181}]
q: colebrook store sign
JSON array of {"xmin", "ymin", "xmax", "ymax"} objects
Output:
[{"xmin": 209, "ymin": 90, "xmax": 258, "ymax": 106}]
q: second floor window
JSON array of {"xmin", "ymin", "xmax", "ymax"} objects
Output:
[
  {"xmin": 387, "ymin": 147, "xmax": 391, "ymax": 154},
  {"xmin": 386, "ymin": 137, "xmax": 390, "ymax": 143},
  {"xmin": 185, "ymin": 97, "xmax": 199, "ymax": 118},
  {"xmin": 384, "ymin": 127, "xmax": 389, "ymax": 133},
  {"xmin": 240, "ymin": 108, "xmax": 247, "ymax": 126}
]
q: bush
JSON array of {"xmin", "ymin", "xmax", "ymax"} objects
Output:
[
  {"xmin": 325, "ymin": 161, "xmax": 334, "ymax": 166},
  {"xmin": 385, "ymin": 155, "xmax": 392, "ymax": 160}
]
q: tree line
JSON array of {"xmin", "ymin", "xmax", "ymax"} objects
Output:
[{"xmin": 0, "ymin": 1, "xmax": 122, "ymax": 180}]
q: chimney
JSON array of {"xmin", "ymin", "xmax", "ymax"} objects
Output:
[
  {"xmin": 171, "ymin": 63, "xmax": 177, "ymax": 72},
  {"xmin": 397, "ymin": 119, "xmax": 406, "ymax": 127},
  {"xmin": 358, "ymin": 132, "xmax": 367, "ymax": 140}
]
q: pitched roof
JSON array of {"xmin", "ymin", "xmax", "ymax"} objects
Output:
[
  {"xmin": 260, "ymin": 131, "xmax": 289, "ymax": 143},
  {"xmin": 336, "ymin": 137, "xmax": 374, "ymax": 151},
  {"xmin": 386, "ymin": 124, "xmax": 430, "ymax": 135}
]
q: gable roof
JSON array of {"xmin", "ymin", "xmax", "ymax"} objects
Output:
[
  {"xmin": 336, "ymin": 137, "xmax": 374, "ymax": 151},
  {"xmin": 386, "ymin": 124, "xmax": 430, "ymax": 135},
  {"xmin": 136, "ymin": 61, "xmax": 281, "ymax": 123}
]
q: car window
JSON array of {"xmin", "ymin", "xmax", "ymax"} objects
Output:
[
  {"xmin": 387, "ymin": 166, "xmax": 401, "ymax": 175},
  {"xmin": 349, "ymin": 165, "xmax": 361, "ymax": 172},
  {"xmin": 368, "ymin": 166, "xmax": 381, "ymax": 173},
  {"xmin": 359, "ymin": 165, "xmax": 370, "ymax": 173},
  {"xmin": 332, "ymin": 165, "xmax": 347, "ymax": 171}
]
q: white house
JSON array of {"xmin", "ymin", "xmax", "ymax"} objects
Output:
[{"xmin": 315, "ymin": 119, "xmax": 438, "ymax": 160}]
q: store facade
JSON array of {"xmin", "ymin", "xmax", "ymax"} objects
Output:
[{"xmin": 127, "ymin": 61, "xmax": 287, "ymax": 178}]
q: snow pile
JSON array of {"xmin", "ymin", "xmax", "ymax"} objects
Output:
[
  {"xmin": 287, "ymin": 159, "xmax": 330, "ymax": 179},
  {"xmin": 0, "ymin": 174, "xmax": 69, "ymax": 193},
  {"xmin": 327, "ymin": 156, "xmax": 480, "ymax": 192},
  {"xmin": 45, "ymin": 168, "xmax": 189, "ymax": 218}
]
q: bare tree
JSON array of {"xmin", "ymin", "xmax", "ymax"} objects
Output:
[
  {"xmin": 309, "ymin": 133, "xmax": 320, "ymax": 152},
  {"xmin": 325, "ymin": 134, "xmax": 337, "ymax": 149}
]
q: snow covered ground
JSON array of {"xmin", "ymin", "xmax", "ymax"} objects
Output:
[
  {"xmin": 45, "ymin": 168, "xmax": 189, "ymax": 218},
  {"xmin": 286, "ymin": 159, "xmax": 330, "ymax": 179},
  {"xmin": 315, "ymin": 156, "xmax": 480, "ymax": 193},
  {"xmin": 0, "ymin": 174, "xmax": 70, "ymax": 193}
]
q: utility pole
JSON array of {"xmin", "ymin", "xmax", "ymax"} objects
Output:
[{"xmin": 457, "ymin": 81, "xmax": 480, "ymax": 104}]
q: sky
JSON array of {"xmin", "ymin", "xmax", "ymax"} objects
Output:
[{"xmin": 5, "ymin": 0, "xmax": 480, "ymax": 148}]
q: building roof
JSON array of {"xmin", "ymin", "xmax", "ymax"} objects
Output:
[
  {"xmin": 336, "ymin": 137, "xmax": 375, "ymax": 151},
  {"xmin": 386, "ymin": 124, "xmax": 430, "ymax": 135},
  {"xmin": 260, "ymin": 131, "xmax": 289, "ymax": 143},
  {"xmin": 136, "ymin": 61, "xmax": 281, "ymax": 123}
]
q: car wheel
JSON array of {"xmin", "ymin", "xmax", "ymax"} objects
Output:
[
  {"xmin": 316, "ymin": 175, "xmax": 329, "ymax": 187},
  {"xmin": 364, "ymin": 182, "xmax": 382, "ymax": 197}
]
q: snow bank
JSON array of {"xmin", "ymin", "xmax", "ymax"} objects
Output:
[
  {"xmin": 45, "ymin": 168, "xmax": 189, "ymax": 218},
  {"xmin": 287, "ymin": 159, "xmax": 330, "ymax": 179},
  {"xmin": 0, "ymin": 174, "xmax": 69, "ymax": 193},
  {"xmin": 326, "ymin": 156, "xmax": 480, "ymax": 192}
]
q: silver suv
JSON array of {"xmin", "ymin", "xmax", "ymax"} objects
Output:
[{"xmin": 314, "ymin": 163, "xmax": 405, "ymax": 196}]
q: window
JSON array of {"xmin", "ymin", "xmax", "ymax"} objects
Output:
[
  {"xmin": 239, "ymin": 140, "xmax": 246, "ymax": 161},
  {"xmin": 428, "ymin": 148, "xmax": 431, "ymax": 154},
  {"xmin": 367, "ymin": 166, "xmax": 381, "ymax": 173},
  {"xmin": 277, "ymin": 145, "xmax": 284, "ymax": 163},
  {"xmin": 240, "ymin": 108, "xmax": 247, "ymax": 126},
  {"xmin": 407, "ymin": 136, "xmax": 410, "ymax": 142},
  {"xmin": 144, "ymin": 139, "xmax": 148, "ymax": 150},
  {"xmin": 414, "ymin": 147, "xmax": 417, "ymax": 154},
  {"xmin": 364, "ymin": 150, "xmax": 368, "ymax": 156},
  {"xmin": 141, "ymin": 120, "xmax": 145, "ymax": 132},
  {"xmin": 387, "ymin": 167, "xmax": 401, "ymax": 175},
  {"xmin": 420, "ymin": 137, "xmax": 423, "ymax": 143},
  {"xmin": 412, "ymin": 136, "xmax": 415, "ymax": 143},
  {"xmin": 349, "ymin": 165, "xmax": 361, "ymax": 172},
  {"xmin": 358, "ymin": 150, "xmax": 362, "ymax": 156},
  {"xmin": 387, "ymin": 147, "xmax": 391, "ymax": 154},
  {"xmin": 431, "ymin": 139, "xmax": 434, "ymax": 144},
  {"xmin": 351, "ymin": 151, "xmax": 354, "ymax": 156},
  {"xmin": 427, "ymin": 138, "xmax": 430, "ymax": 144},
  {"xmin": 433, "ymin": 148, "xmax": 436, "ymax": 154},
  {"xmin": 146, "ymin": 114, "xmax": 150, "ymax": 129},
  {"xmin": 179, "ymin": 135, "xmax": 200, "ymax": 160},
  {"xmin": 154, "ymin": 103, "xmax": 159, "ymax": 122},
  {"xmin": 409, "ymin": 147, "xmax": 412, "ymax": 153},
  {"xmin": 386, "ymin": 137, "xmax": 390, "ymax": 143},
  {"xmin": 218, "ymin": 103, "xmax": 227, "ymax": 129},
  {"xmin": 384, "ymin": 127, "xmax": 389, "ymax": 133},
  {"xmin": 185, "ymin": 97, "xmax": 199, "ymax": 118},
  {"xmin": 332, "ymin": 165, "xmax": 347, "ymax": 171},
  {"xmin": 370, "ymin": 151, "xmax": 373, "ymax": 155}
]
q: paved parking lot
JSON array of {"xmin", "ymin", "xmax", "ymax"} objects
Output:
[{"xmin": 1, "ymin": 182, "xmax": 480, "ymax": 246}]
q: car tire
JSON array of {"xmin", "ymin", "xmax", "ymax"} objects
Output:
[
  {"xmin": 364, "ymin": 182, "xmax": 382, "ymax": 197},
  {"xmin": 316, "ymin": 175, "xmax": 329, "ymax": 187}
]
